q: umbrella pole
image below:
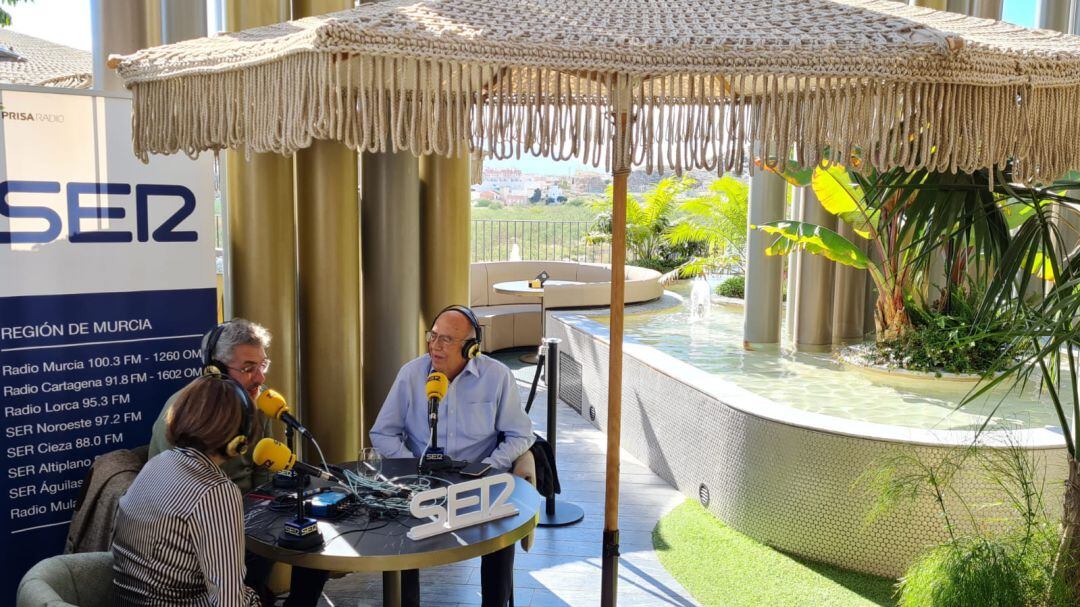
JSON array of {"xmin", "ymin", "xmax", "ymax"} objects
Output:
[{"xmin": 601, "ymin": 111, "xmax": 629, "ymax": 607}]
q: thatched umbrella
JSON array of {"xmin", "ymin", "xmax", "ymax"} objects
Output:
[{"xmin": 111, "ymin": 1, "xmax": 1080, "ymax": 603}]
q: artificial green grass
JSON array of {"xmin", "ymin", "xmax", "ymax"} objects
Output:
[{"xmin": 653, "ymin": 500, "xmax": 898, "ymax": 607}]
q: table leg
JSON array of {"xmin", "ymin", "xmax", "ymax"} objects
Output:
[
  {"xmin": 518, "ymin": 301, "xmax": 544, "ymax": 364},
  {"xmin": 382, "ymin": 570, "xmax": 401, "ymax": 607}
]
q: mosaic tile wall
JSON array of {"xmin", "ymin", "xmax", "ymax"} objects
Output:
[{"xmin": 550, "ymin": 316, "xmax": 1069, "ymax": 578}]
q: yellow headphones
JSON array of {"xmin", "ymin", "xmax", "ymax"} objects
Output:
[
  {"xmin": 200, "ymin": 323, "xmax": 254, "ymax": 457},
  {"xmin": 433, "ymin": 305, "xmax": 483, "ymax": 360}
]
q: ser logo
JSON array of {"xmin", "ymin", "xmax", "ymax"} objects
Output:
[
  {"xmin": 0, "ymin": 103, "xmax": 64, "ymax": 123},
  {"xmin": 1, "ymin": 181, "xmax": 199, "ymax": 244}
]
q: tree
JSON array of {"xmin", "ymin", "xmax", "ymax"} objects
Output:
[
  {"xmin": 755, "ymin": 163, "xmax": 1012, "ymax": 342},
  {"xmin": 587, "ymin": 175, "xmax": 696, "ymax": 263},
  {"xmin": 664, "ymin": 175, "xmax": 749, "ymax": 276},
  {"xmin": 962, "ymin": 173, "xmax": 1080, "ymax": 598},
  {"xmin": 0, "ymin": 1, "xmax": 32, "ymax": 27},
  {"xmin": 529, "ymin": 188, "xmax": 542, "ymax": 204}
]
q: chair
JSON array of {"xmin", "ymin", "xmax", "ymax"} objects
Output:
[{"xmin": 16, "ymin": 551, "xmax": 114, "ymax": 607}]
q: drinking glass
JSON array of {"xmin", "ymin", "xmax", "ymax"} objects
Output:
[{"xmin": 356, "ymin": 448, "xmax": 382, "ymax": 481}]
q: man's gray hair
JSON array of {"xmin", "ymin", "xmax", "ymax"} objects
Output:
[{"xmin": 215, "ymin": 319, "xmax": 271, "ymax": 363}]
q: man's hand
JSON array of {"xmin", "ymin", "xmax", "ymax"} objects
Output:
[{"xmin": 511, "ymin": 450, "xmax": 536, "ymax": 487}]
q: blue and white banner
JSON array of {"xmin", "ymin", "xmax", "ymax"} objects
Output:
[{"xmin": 0, "ymin": 88, "xmax": 216, "ymax": 598}]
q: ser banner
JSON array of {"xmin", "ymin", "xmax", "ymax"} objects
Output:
[{"xmin": 0, "ymin": 88, "xmax": 216, "ymax": 595}]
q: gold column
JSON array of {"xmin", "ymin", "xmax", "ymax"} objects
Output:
[
  {"xmin": 361, "ymin": 150, "xmax": 421, "ymax": 445},
  {"xmin": 794, "ymin": 188, "xmax": 837, "ymax": 349},
  {"xmin": 912, "ymin": 0, "xmax": 948, "ymax": 9},
  {"xmin": 744, "ymin": 171, "xmax": 786, "ymax": 346},
  {"xmin": 419, "ymin": 153, "xmax": 472, "ymax": 338},
  {"xmin": 969, "ymin": 0, "xmax": 1002, "ymax": 18},
  {"xmin": 832, "ymin": 222, "xmax": 867, "ymax": 343},
  {"xmin": 359, "ymin": 0, "xmax": 422, "ymax": 446},
  {"xmin": 293, "ymin": 0, "xmax": 361, "ymax": 463},
  {"xmin": 91, "ymin": 0, "xmax": 160, "ymax": 92},
  {"xmin": 224, "ymin": 0, "xmax": 300, "ymax": 416}
]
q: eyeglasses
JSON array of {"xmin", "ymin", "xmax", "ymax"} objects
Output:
[
  {"xmin": 227, "ymin": 359, "xmax": 271, "ymax": 375},
  {"xmin": 425, "ymin": 331, "xmax": 467, "ymax": 347}
]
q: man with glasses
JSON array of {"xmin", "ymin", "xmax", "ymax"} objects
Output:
[
  {"xmin": 148, "ymin": 318, "xmax": 328, "ymax": 607},
  {"xmin": 371, "ymin": 305, "xmax": 534, "ymax": 607}
]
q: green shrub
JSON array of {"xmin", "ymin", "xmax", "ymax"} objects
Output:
[
  {"xmin": 864, "ymin": 308, "xmax": 1023, "ymax": 375},
  {"xmin": 632, "ymin": 257, "xmax": 682, "ymax": 274},
  {"xmin": 715, "ymin": 275, "xmax": 744, "ymax": 299},
  {"xmin": 898, "ymin": 532, "xmax": 1068, "ymax": 607}
]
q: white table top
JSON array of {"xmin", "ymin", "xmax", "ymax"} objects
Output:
[{"xmin": 492, "ymin": 279, "xmax": 582, "ymax": 295}]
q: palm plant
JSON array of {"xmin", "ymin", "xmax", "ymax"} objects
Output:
[
  {"xmin": 663, "ymin": 175, "xmax": 749, "ymax": 277},
  {"xmin": 754, "ymin": 163, "xmax": 1013, "ymax": 342},
  {"xmin": 754, "ymin": 163, "xmax": 923, "ymax": 340},
  {"xmin": 954, "ymin": 173, "xmax": 1080, "ymax": 597},
  {"xmin": 587, "ymin": 175, "xmax": 696, "ymax": 263}
]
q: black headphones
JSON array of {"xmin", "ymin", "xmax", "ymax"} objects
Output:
[
  {"xmin": 199, "ymin": 322, "xmax": 253, "ymax": 457},
  {"xmin": 432, "ymin": 305, "xmax": 483, "ymax": 360},
  {"xmin": 201, "ymin": 321, "xmax": 231, "ymax": 376}
]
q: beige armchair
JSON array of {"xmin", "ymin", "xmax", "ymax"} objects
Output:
[{"xmin": 511, "ymin": 449, "xmax": 537, "ymax": 552}]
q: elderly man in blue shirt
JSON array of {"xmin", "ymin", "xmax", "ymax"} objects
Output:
[{"xmin": 371, "ymin": 305, "xmax": 534, "ymax": 607}]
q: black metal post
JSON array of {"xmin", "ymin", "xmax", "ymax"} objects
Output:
[{"xmin": 538, "ymin": 338, "xmax": 584, "ymax": 527}]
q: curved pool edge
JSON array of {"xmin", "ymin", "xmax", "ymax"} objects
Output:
[
  {"xmin": 548, "ymin": 310, "xmax": 1069, "ymax": 578},
  {"xmin": 553, "ymin": 312, "xmax": 1066, "ymax": 450}
]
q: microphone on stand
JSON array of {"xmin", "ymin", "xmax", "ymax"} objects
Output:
[
  {"xmin": 256, "ymin": 388, "xmax": 314, "ymax": 440},
  {"xmin": 251, "ymin": 438, "xmax": 329, "ymax": 550},
  {"xmin": 420, "ymin": 371, "xmax": 452, "ymax": 473},
  {"xmin": 252, "ymin": 438, "xmax": 345, "ymax": 485}
]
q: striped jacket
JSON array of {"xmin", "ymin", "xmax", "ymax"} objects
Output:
[{"xmin": 111, "ymin": 447, "xmax": 259, "ymax": 606}]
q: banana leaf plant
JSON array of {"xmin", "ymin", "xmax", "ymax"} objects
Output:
[
  {"xmin": 754, "ymin": 162, "xmax": 927, "ymax": 341},
  {"xmin": 755, "ymin": 159, "xmax": 1027, "ymax": 342}
]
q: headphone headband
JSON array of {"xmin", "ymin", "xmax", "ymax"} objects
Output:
[
  {"xmin": 207, "ymin": 373, "xmax": 254, "ymax": 458},
  {"xmin": 201, "ymin": 322, "xmax": 231, "ymax": 376},
  {"xmin": 432, "ymin": 305, "xmax": 483, "ymax": 360},
  {"xmin": 200, "ymin": 322, "xmax": 252, "ymax": 457}
]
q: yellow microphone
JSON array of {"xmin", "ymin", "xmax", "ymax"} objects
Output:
[
  {"xmin": 422, "ymin": 372, "xmax": 451, "ymax": 472},
  {"xmin": 256, "ymin": 388, "xmax": 313, "ymax": 440},
  {"xmin": 252, "ymin": 438, "xmax": 341, "ymax": 483},
  {"xmin": 426, "ymin": 372, "xmax": 449, "ymax": 402}
]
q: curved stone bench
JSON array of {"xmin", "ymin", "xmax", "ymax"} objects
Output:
[{"xmin": 470, "ymin": 261, "xmax": 662, "ymax": 352}]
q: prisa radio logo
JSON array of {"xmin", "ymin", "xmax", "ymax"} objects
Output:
[{"xmin": 0, "ymin": 103, "xmax": 64, "ymax": 123}]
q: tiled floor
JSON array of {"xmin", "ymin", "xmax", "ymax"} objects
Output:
[{"xmin": 317, "ymin": 350, "xmax": 698, "ymax": 606}]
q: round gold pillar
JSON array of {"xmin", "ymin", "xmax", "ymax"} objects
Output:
[
  {"xmin": 293, "ymin": 0, "xmax": 362, "ymax": 463},
  {"xmin": 91, "ymin": 0, "xmax": 161, "ymax": 92},
  {"xmin": 361, "ymin": 150, "xmax": 421, "ymax": 444},
  {"xmin": 224, "ymin": 0, "xmax": 299, "ymax": 418},
  {"xmin": 794, "ymin": 188, "xmax": 837, "ymax": 349},
  {"xmin": 420, "ymin": 154, "xmax": 472, "ymax": 342}
]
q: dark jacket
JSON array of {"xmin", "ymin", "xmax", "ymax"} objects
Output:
[
  {"xmin": 529, "ymin": 435, "xmax": 561, "ymax": 499},
  {"xmin": 64, "ymin": 445, "xmax": 148, "ymax": 554}
]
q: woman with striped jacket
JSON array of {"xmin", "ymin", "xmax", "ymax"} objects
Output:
[{"xmin": 112, "ymin": 375, "xmax": 261, "ymax": 606}]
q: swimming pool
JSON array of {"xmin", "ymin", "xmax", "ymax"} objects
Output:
[{"xmin": 592, "ymin": 281, "xmax": 1060, "ymax": 431}]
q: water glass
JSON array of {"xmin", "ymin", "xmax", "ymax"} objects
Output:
[{"xmin": 356, "ymin": 448, "xmax": 382, "ymax": 481}]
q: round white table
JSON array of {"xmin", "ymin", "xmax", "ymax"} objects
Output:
[{"xmin": 492, "ymin": 280, "xmax": 581, "ymax": 364}]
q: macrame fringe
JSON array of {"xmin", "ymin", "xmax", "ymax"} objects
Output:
[{"xmin": 129, "ymin": 52, "xmax": 1080, "ymax": 183}]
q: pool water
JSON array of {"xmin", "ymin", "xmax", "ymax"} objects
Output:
[{"xmin": 592, "ymin": 281, "xmax": 1063, "ymax": 431}]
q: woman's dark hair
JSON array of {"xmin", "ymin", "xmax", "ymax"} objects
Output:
[{"xmin": 166, "ymin": 375, "xmax": 245, "ymax": 457}]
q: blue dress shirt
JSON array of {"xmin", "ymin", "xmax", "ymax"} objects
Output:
[{"xmin": 370, "ymin": 354, "xmax": 534, "ymax": 470}]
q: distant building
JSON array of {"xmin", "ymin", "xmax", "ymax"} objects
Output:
[
  {"xmin": 627, "ymin": 170, "xmax": 664, "ymax": 193},
  {"xmin": 572, "ymin": 171, "xmax": 608, "ymax": 194},
  {"xmin": 0, "ymin": 29, "xmax": 92, "ymax": 88}
]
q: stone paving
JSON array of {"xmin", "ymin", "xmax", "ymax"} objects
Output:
[{"xmin": 316, "ymin": 349, "xmax": 698, "ymax": 606}]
